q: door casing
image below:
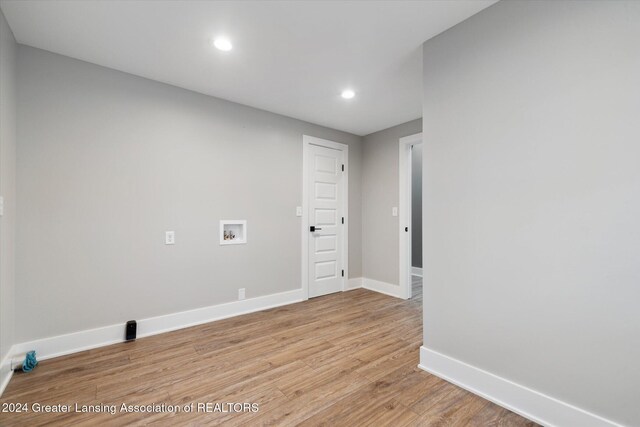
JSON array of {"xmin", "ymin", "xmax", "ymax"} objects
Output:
[
  {"xmin": 399, "ymin": 132, "xmax": 423, "ymax": 300},
  {"xmin": 302, "ymin": 135, "xmax": 349, "ymax": 300}
]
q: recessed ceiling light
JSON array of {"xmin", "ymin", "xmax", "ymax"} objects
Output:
[
  {"xmin": 213, "ymin": 37, "xmax": 233, "ymax": 52},
  {"xmin": 341, "ymin": 89, "xmax": 355, "ymax": 99}
]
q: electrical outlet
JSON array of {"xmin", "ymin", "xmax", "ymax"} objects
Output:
[
  {"xmin": 165, "ymin": 231, "xmax": 175, "ymax": 245},
  {"xmin": 238, "ymin": 288, "xmax": 246, "ymax": 300}
]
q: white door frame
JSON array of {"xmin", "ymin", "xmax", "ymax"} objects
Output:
[
  {"xmin": 302, "ymin": 135, "xmax": 349, "ymax": 300},
  {"xmin": 399, "ymin": 133, "xmax": 423, "ymax": 299}
]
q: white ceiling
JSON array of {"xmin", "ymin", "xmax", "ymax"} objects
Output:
[{"xmin": 0, "ymin": 0, "xmax": 496, "ymax": 135}]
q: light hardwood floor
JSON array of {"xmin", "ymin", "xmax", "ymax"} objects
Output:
[{"xmin": 0, "ymin": 278, "xmax": 536, "ymax": 426}]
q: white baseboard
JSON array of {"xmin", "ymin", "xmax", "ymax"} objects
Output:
[
  {"xmin": 411, "ymin": 267, "xmax": 423, "ymax": 277},
  {"xmin": 362, "ymin": 278, "xmax": 404, "ymax": 299},
  {"xmin": 346, "ymin": 277, "xmax": 363, "ymax": 290},
  {"xmin": 10, "ymin": 289, "xmax": 305, "ymax": 366},
  {"xmin": 418, "ymin": 346, "xmax": 622, "ymax": 427},
  {"xmin": 0, "ymin": 348, "xmax": 14, "ymax": 397}
]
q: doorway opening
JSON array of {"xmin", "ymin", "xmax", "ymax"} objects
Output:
[{"xmin": 399, "ymin": 133, "xmax": 422, "ymax": 299}]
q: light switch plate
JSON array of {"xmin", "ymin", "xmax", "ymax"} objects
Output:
[
  {"xmin": 296, "ymin": 206, "xmax": 303, "ymax": 217},
  {"xmin": 165, "ymin": 231, "xmax": 175, "ymax": 245},
  {"xmin": 392, "ymin": 207, "xmax": 398, "ymax": 217}
]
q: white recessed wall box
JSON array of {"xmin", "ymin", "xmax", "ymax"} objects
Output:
[{"xmin": 220, "ymin": 220, "xmax": 247, "ymax": 245}]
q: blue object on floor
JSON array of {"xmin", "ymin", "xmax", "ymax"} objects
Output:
[{"xmin": 22, "ymin": 351, "xmax": 38, "ymax": 372}]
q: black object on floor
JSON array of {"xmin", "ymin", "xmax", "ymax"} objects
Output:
[{"xmin": 126, "ymin": 320, "xmax": 137, "ymax": 341}]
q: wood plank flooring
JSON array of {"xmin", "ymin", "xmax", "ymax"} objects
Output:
[{"xmin": 0, "ymin": 277, "xmax": 536, "ymax": 426}]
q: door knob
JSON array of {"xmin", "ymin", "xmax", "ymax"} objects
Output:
[{"xmin": 310, "ymin": 226, "xmax": 323, "ymax": 232}]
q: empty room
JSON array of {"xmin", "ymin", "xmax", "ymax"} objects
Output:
[{"xmin": 0, "ymin": 1, "xmax": 638, "ymax": 426}]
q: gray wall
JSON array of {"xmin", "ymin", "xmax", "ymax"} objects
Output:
[
  {"xmin": 0, "ymin": 7, "xmax": 17, "ymax": 372},
  {"xmin": 16, "ymin": 46, "xmax": 362, "ymax": 342},
  {"xmin": 362, "ymin": 119, "xmax": 422, "ymax": 285},
  {"xmin": 411, "ymin": 144, "xmax": 422, "ymax": 269},
  {"xmin": 422, "ymin": 1, "xmax": 640, "ymax": 425}
]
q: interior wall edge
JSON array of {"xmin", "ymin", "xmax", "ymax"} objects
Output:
[{"xmin": 0, "ymin": 5, "xmax": 18, "ymax": 397}]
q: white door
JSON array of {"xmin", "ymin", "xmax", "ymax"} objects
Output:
[{"xmin": 307, "ymin": 143, "xmax": 345, "ymax": 298}]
